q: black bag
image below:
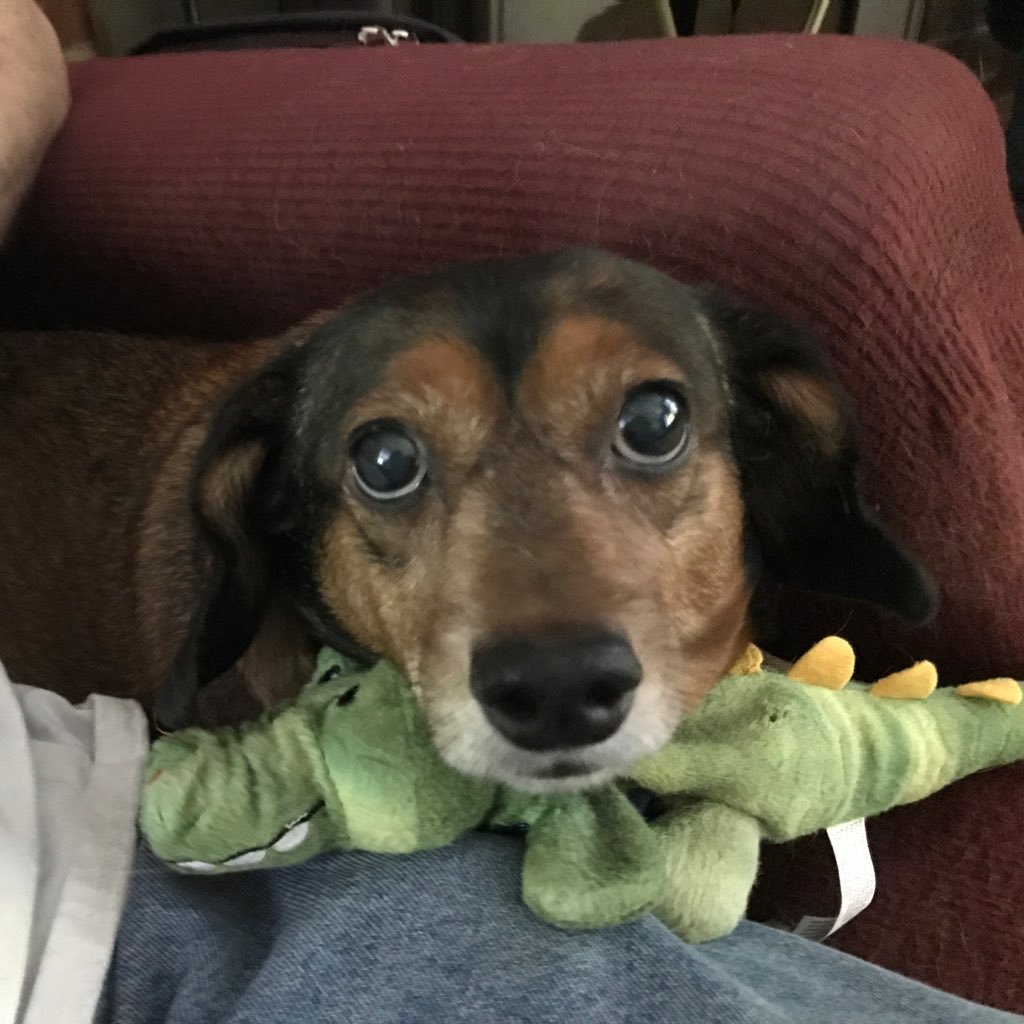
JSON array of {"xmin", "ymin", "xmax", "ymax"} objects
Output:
[{"xmin": 132, "ymin": 11, "xmax": 461, "ymax": 56}]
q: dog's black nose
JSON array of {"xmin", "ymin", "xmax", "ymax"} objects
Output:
[{"xmin": 469, "ymin": 630, "xmax": 642, "ymax": 751}]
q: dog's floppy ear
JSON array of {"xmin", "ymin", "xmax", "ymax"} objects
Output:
[
  {"xmin": 154, "ymin": 355, "xmax": 295, "ymax": 732},
  {"xmin": 702, "ymin": 289, "xmax": 937, "ymax": 623}
]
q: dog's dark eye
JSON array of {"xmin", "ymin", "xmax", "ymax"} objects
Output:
[
  {"xmin": 350, "ymin": 421, "xmax": 426, "ymax": 501},
  {"xmin": 614, "ymin": 383, "xmax": 690, "ymax": 467}
]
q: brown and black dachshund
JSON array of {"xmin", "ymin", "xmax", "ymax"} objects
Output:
[{"xmin": 0, "ymin": 249, "xmax": 934, "ymax": 791}]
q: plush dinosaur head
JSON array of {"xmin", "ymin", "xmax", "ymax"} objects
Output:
[{"xmin": 141, "ymin": 652, "xmax": 496, "ymax": 872}]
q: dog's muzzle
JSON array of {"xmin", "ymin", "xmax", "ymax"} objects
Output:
[{"xmin": 469, "ymin": 629, "xmax": 642, "ymax": 751}]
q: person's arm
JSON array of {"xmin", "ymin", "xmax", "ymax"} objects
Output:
[{"xmin": 0, "ymin": 0, "xmax": 69, "ymax": 243}]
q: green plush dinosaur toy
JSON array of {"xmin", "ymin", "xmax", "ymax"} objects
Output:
[{"xmin": 141, "ymin": 638, "xmax": 1024, "ymax": 943}]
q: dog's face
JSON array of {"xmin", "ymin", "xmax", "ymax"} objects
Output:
[
  {"xmin": 161, "ymin": 250, "xmax": 935, "ymax": 791},
  {"xmin": 309, "ymin": 271, "xmax": 752, "ymax": 791}
]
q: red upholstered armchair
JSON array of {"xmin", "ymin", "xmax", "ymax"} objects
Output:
[{"xmin": 3, "ymin": 34, "xmax": 1023, "ymax": 1014}]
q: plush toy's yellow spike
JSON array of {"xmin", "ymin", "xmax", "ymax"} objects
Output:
[
  {"xmin": 869, "ymin": 661, "xmax": 938, "ymax": 699},
  {"xmin": 787, "ymin": 637, "xmax": 855, "ymax": 690},
  {"xmin": 955, "ymin": 678, "xmax": 1023, "ymax": 705},
  {"xmin": 729, "ymin": 644, "xmax": 763, "ymax": 676}
]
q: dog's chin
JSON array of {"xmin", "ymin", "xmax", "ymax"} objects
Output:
[
  {"xmin": 430, "ymin": 692, "xmax": 678, "ymax": 794},
  {"xmin": 471, "ymin": 761, "xmax": 620, "ymax": 795}
]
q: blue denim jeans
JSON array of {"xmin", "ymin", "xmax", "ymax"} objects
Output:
[{"xmin": 98, "ymin": 834, "xmax": 1020, "ymax": 1024}]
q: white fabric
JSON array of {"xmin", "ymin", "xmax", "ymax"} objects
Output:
[
  {"xmin": 792, "ymin": 818, "xmax": 877, "ymax": 942},
  {"xmin": 0, "ymin": 660, "xmax": 148, "ymax": 1024}
]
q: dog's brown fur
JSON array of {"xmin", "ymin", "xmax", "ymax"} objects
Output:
[
  {"xmin": 0, "ymin": 325, "xmax": 318, "ymax": 713},
  {"xmin": 0, "ymin": 250, "xmax": 933, "ymax": 787}
]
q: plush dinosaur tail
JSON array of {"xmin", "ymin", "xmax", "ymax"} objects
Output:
[
  {"xmin": 735, "ymin": 638, "xmax": 1024, "ymax": 836},
  {"xmin": 789, "ymin": 637, "xmax": 1024, "ymax": 814},
  {"xmin": 630, "ymin": 638, "xmax": 1024, "ymax": 842}
]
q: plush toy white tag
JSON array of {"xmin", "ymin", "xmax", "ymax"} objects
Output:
[{"xmin": 793, "ymin": 818, "xmax": 876, "ymax": 941}]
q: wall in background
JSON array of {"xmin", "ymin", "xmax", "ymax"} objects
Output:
[{"xmin": 854, "ymin": 0, "xmax": 924, "ymax": 39}]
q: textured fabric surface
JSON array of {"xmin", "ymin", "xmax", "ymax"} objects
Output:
[
  {"xmin": 98, "ymin": 837, "xmax": 1021, "ymax": 1024},
  {"xmin": 2, "ymin": 34, "xmax": 1023, "ymax": 1009}
]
